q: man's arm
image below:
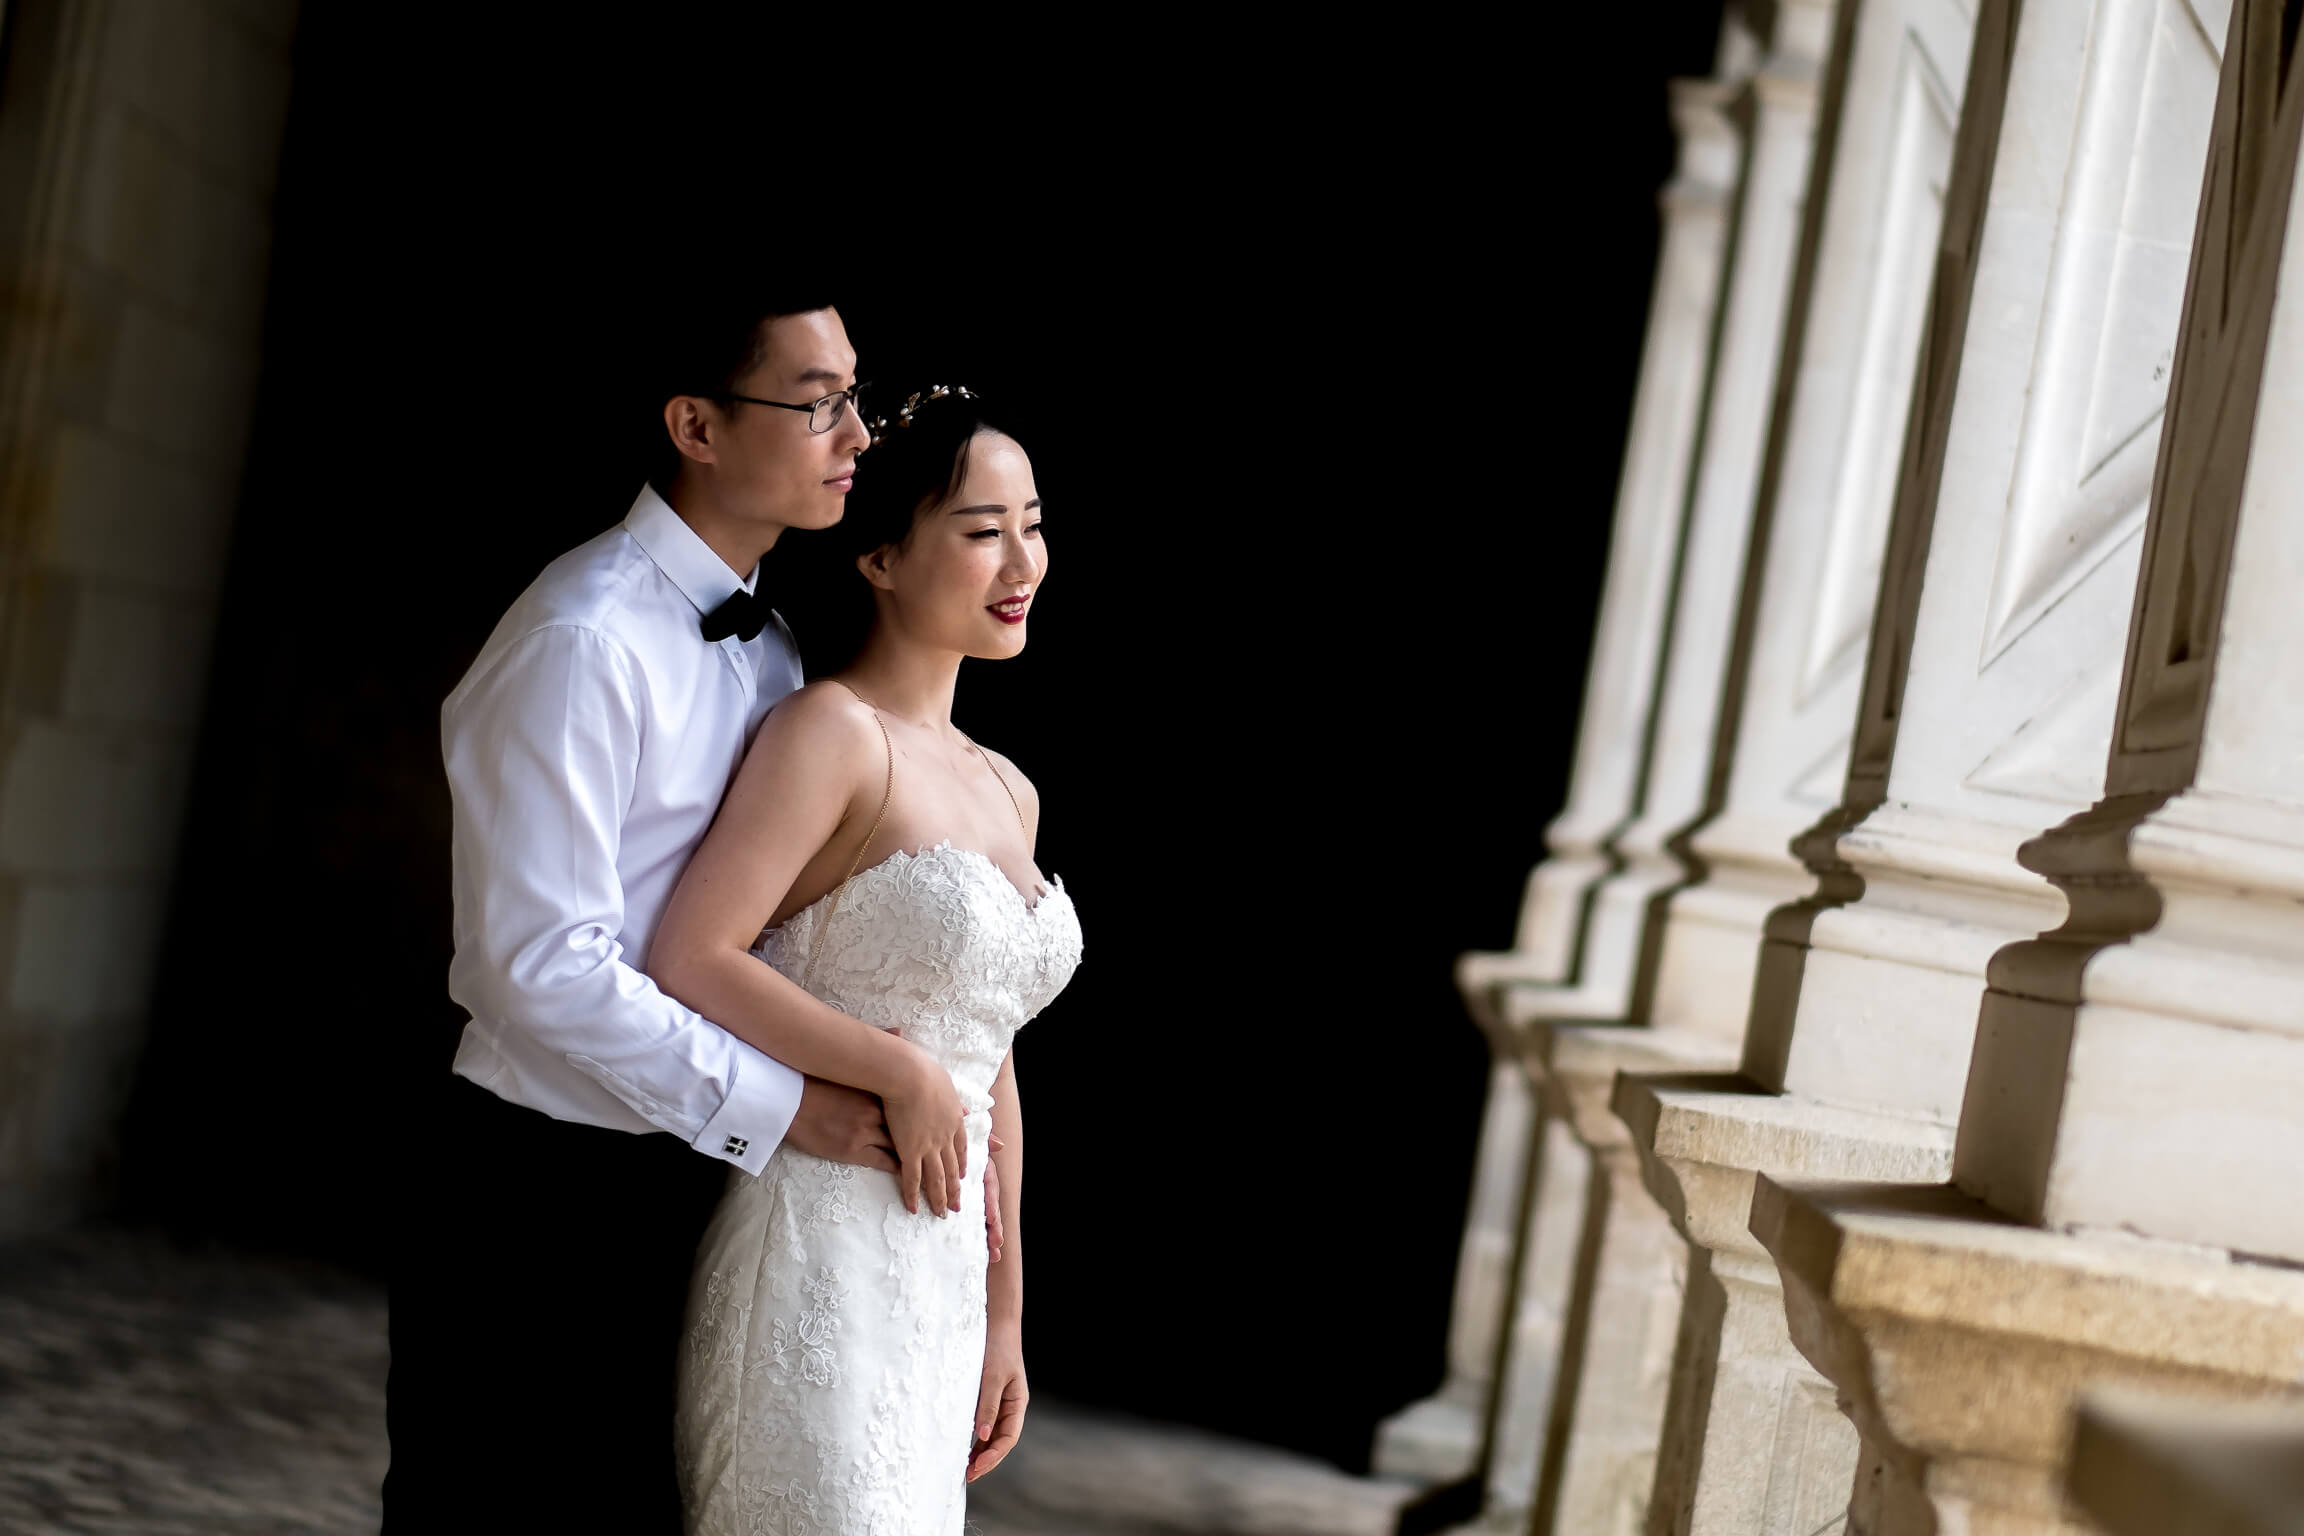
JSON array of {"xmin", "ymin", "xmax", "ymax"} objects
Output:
[{"xmin": 444, "ymin": 624, "xmax": 805, "ymax": 1173}]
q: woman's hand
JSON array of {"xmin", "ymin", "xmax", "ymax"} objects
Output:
[
  {"xmin": 968, "ymin": 1323, "xmax": 1027, "ymax": 1483},
  {"xmin": 882, "ymin": 1042, "xmax": 967, "ymax": 1216}
]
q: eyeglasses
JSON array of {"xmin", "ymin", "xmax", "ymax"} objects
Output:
[{"xmin": 714, "ymin": 382, "xmax": 872, "ymax": 434}]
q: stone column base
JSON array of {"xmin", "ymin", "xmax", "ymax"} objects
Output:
[
  {"xmin": 1534, "ymin": 1143, "xmax": 1687, "ymax": 1536},
  {"xmin": 1509, "ymin": 1023, "xmax": 1736, "ymax": 1535},
  {"xmin": 1612, "ymin": 1075, "xmax": 1953, "ymax": 1535},
  {"xmin": 1449, "ymin": 1113, "xmax": 1594, "ymax": 1534},
  {"xmin": 1374, "ymin": 1391, "xmax": 1486, "ymax": 1491}
]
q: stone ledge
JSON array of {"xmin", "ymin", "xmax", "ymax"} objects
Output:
[
  {"xmin": 1612, "ymin": 1074, "xmax": 1954, "ymax": 1258},
  {"xmin": 1750, "ymin": 1177, "xmax": 2304, "ymax": 1527},
  {"xmin": 1525, "ymin": 1025, "xmax": 1740, "ymax": 1150},
  {"xmin": 1371, "ymin": 1390, "xmax": 1482, "ymax": 1487}
]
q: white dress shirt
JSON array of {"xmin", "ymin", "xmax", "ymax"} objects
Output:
[{"xmin": 443, "ymin": 485, "xmax": 805, "ymax": 1175}]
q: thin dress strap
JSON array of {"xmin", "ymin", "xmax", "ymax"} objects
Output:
[
  {"xmin": 958, "ymin": 727, "xmax": 1030, "ymax": 841},
  {"xmin": 800, "ymin": 682, "xmax": 894, "ymax": 990}
]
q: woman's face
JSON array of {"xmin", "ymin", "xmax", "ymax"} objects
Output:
[{"xmin": 868, "ymin": 433, "xmax": 1046, "ymax": 659}]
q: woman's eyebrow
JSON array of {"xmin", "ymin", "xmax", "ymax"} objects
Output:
[{"xmin": 947, "ymin": 499, "xmax": 1044, "ymax": 516}]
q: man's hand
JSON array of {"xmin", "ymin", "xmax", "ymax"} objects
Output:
[
  {"xmin": 781, "ymin": 1077, "xmax": 896, "ymax": 1172},
  {"xmin": 985, "ymin": 1135, "xmax": 1006, "ymax": 1263}
]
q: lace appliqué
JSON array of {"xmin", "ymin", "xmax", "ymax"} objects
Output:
[
  {"xmin": 675, "ymin": 842, "xmax": 1081, "ymax": 1536},
  {"xmin": 800, "ymin": 1164, "xmax": 861, "ymax": 1238},
  {"xmin": 690, "ymin": 1269, "xmax": 752, "ymax": 1373},
  {"xmin": 769, "ymin": 1268, "xmax": 850, "ymax": 1388},
  {"xmin": 735, "ymin": 1474, "xmax": 821, "ymax": 1536}
]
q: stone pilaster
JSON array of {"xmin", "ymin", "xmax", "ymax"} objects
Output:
[
  {"xmin": 1743, "ymin": 0, "xmax": 2223, "ymax": 1127},
  {"xmin": 1487, "ymin": 8, "xmax": 1840, "ymax": 1529},
  {"xmin": 1377, "ymin": 1045, "xmax": 1545, "ymax": 1487},
  {"xmin": 1749, "ymin": 2, "xmax": 2304, "ymax": 1530},
  {"xmin": 0, "ymin": 0, "xmax": 298, "ymax": 1232},
  {"xmin": 1644, "ymin": 0, "xmax": 1974, "ymax": 1052},
  {"xmin": 1954, "ymin": 0, "xmax": 2304, "ymax": 1261},
  {"xmin": 1382, "ymin": 22, "xmax": 1754, "ymax": 1494},
  {"xmin": 1605, "ymin": 0, "xmax": 1986, "ymax": 1524}
]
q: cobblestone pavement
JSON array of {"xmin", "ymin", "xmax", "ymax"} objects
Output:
[
  {"xmin": 0, "ymin": 1230, "xmax": 1410, "ymax": 1536},
  {"xmin": 0, "ymin": 1231, "xmax": 388, "ymax": 1535}
]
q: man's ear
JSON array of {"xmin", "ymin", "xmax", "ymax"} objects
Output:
[
  {"xmin": 857, "ymin": 545, "xmax": 900, "ymax": 592},
  {"xmin": 663, "ymin": 395, "xmax": 721, "ymax": 467}
]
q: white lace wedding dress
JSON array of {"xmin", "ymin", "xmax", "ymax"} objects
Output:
[{"xmin": 675, "ymin": 839, "xmax": 1082, "ymax": 1536}]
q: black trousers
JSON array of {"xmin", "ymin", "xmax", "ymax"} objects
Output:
[{"xmin": 381, "ymin": 1075, "xmax": 726, "ymax": 1534}]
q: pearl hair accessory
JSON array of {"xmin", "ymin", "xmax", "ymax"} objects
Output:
[{"xmin": 866, "ymin": 383, "xmax": 978, "ymax": 447}]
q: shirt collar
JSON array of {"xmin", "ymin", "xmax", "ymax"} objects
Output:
[{"xmin": 623, "ymin": 484, "xmax": 759, "ymax": 619}]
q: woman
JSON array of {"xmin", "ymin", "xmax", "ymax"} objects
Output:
[{"xmin": 649, "ymin": 389, "xmax": 1080, "ymax": 1534}]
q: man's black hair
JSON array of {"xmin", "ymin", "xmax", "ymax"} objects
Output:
[{"xmin": 651, "ymin": 283, "xmax": 839, "ymax": 484}]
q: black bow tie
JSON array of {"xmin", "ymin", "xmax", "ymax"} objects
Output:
[{"xmin": 700, "ymin": 586, "xmax": 774, "ymax": 643}]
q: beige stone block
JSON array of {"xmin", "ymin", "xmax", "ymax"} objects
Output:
[
  {"xmin": 75, "ymin": 109, "xmax": 272, "ymax": 335},
  {"xmin": 29, "ymin": 1016, "xmax": 142, "ymax": 1194},
  {"xmin": 8, "ymin": 879, "xmax": 165, "ymax": 1021},
  {"xmin": 1752, "ymin": 1177, "xmax": 2304, "ymax": 1534},
  {"xmin": 105, "ymin": 301, "xmax": 260, "ymax": 465},
  {"xmin": 1649, "ymin": 1254, "xmax": 1858, "ymax": 1536},
  {"xmin": 1617, "ymin": 1076, "xmax": 1955, "ymax": 1261},
  {"xmin": 1532, "ymin": 1023, "xmax": 1736, "ymax": 1150},
  {"xmin": 1376, "ymin": 1058, "xmax": 1535, "ymax": 1486},
  {"xmin": 1615, "ymin": 1078, "xmax": 1956, "ymax": 1536},
  {"xmin": 0, "ymin": 721, "xmax": 192, "ymax": 875},
  {"xmin": 1459, "ymin": 1113, "xmax": 1593, "ymax": 1531},
  {"xmin": 60, "ymin": 584, "xmax": 215, "ymax": 728},
  {"xmin": 2066, "ymin": 1388, "xmax": 2304, "ymax": 1536},
  {"xmin": 101, "ymin": 0, "xmax": 293, "ymax": 195},
  {"xmin": 1644, "ymin": 873, "xmax": 1782, "ymax": 1049},
  {"xmin": 1962, "ymin": 1001, "xmax": 2304, "ymax": 1263},
  {"xmin": 47, "ymin": 425, "xmax": 240, "ymax": 594},
  {"xmin": 1535, "ymin": 1150, "xmax": 1686, "ymax": 1536},
  {"xmin": 0, "ymin": 1008, "xmax": 144, "ymax": 1215}
]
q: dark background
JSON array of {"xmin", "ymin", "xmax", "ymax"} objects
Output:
[{"xmin": 116, "ymin": 14, "xmax": 1724, "ymax": 1472}]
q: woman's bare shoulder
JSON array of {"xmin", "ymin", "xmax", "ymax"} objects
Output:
[{"xmin": 747, "ymin": 680, "xmax": 886, "ymax": 779}]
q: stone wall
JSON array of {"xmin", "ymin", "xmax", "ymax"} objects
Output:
[{"xmin": 0, "ymin": 0, "xmax": 297, "ymax": 1232}]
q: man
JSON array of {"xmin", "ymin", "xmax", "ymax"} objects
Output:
[{"xmin": 385, "ymin": 290, "xmax": 952, "ymax": 1531}]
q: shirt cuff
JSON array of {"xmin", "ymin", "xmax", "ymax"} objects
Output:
[{"xmin": 692, "ymin": 1037, "xmax": 805, "ymax": 1177}]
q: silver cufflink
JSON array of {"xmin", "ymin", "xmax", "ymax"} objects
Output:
[{"xmin": 723, "ymin": 1135, "xmax": 749, "ymax": 1157}]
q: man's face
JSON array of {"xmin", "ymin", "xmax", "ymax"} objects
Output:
[{"xmin": 709, "ymin": 306, "xmax": 870, "ymax": 533}]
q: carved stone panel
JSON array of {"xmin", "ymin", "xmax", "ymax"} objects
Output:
[
  {"xmin": 1779, "ymin": 0, "xmax": 2231, "ymax": 1123},
  {"xmin": 1648, "ymin": 0, "xmax": 1977, "ymax": 1051}
]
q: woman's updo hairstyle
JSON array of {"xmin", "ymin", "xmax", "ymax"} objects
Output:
[{"xmin": 835, "ymin": 387, "xmax": 1009, "ymax": 566}]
